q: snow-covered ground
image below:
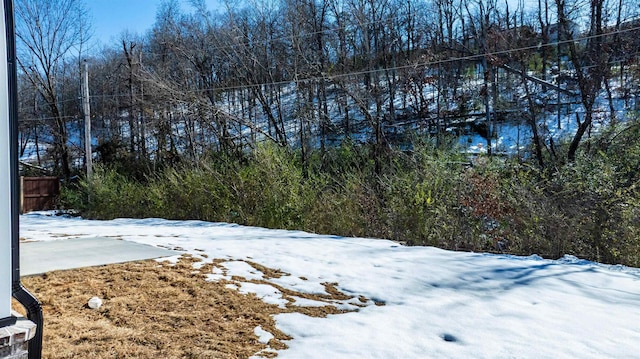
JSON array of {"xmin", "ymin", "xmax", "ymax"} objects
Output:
[{"xmin": 20, "ymin": 212, "xmax": 640, "ymax": 358}]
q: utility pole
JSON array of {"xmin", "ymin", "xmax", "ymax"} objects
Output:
[{"xmin": 82, "ymin": 59, "xmax": 92, "ymax": 178}]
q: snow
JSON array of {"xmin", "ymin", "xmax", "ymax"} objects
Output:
[
  {"xmin": 254, "ymin": 325, "xmax": 274, "ymax": 344},
  {"xmin": 20, "ymin": 211, "xmax": 640, "ymax": 358},
  {"xmin": 236, "ymin": 282, "xmax": 287, "ymax": 308}
]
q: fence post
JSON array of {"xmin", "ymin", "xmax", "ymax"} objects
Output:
[{"xmin": 19, "ymin": 175, "xmax": 23, "ymax": 214}]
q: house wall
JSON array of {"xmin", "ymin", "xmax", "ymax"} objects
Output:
[{"xmin": 0, "ymin": 0, "xmax": 13, "ymax": 323}]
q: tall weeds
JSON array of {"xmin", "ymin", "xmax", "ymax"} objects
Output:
[{"xmin": 63, "ymin": 126, "xmax": 640, "ymax": 267}]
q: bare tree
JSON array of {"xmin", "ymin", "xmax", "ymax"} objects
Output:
[
  {"xmin": 464, "ymin": 0, "xmax": 500, "ymax": 154},
  {"xmin": 15, "ymin": 0, "xmax": 91, "ymax": 179},
  {"xmin": 555, "ymin": 0, "xmax": 609, "ymax": 162}
]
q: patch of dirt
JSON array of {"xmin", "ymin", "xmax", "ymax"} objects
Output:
[
  {"xmin": 50, "ymin": 234, "xmax": 86, "ymax": 238},
  {"xmin": 13, "ymin": 255, "xmax": 365, "ymax": 358},
  {"xmin": 243, "ymin": 261, "xmax": 288, "ymax": 279}
]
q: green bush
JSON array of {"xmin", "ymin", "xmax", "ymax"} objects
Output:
[
  {"xmin": 235, "ymin": 144, "xmax": 307, "ymax": 229},
  {"xmin": 60, "ymin": 124, "xmax": 640, "ymax": 267},
  {"xmin": 381, "ymin": 142, "xmax": 479, "ymax": 249}
]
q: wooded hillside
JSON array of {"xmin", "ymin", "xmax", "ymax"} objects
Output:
[{"xmin": 15, "ymin": 0, "xmax": 640, "ymax": 177}]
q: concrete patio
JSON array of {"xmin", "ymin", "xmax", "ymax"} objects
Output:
[{"xmin": 20, "ymin": 237, "xmax": 179, "ymax": 276}]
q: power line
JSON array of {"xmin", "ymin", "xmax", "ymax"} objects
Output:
[
  {"xmin": 18, "ymin": 115, "xmax": 79, "ymax": 122},
  {"xmin": 20, "ymin": 25, "xmax": 640, "ymax": 109}
]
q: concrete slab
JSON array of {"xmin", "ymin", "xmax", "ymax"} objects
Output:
[{"xmin": 20, "ymin": 238, "xmax": 179, "ymax": 276}]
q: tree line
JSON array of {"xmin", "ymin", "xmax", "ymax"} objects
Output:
[{"xmin": 15, "ymin": 0, "xmax": 640, "ymax": 179}]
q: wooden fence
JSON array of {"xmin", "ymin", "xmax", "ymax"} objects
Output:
[{"xmin": 20, "ymin": 177, "xmax": 60, "ymax": 213}]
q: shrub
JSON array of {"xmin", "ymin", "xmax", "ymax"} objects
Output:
[{"xmin": 61, "ymin": 124, "xmax": 640, "ymax": 267}]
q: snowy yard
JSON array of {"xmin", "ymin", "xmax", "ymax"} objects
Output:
[{"xmin": 20, "ymin": 212, "xmax": 640, "ymax": 359}]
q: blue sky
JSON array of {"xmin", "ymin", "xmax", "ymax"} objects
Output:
[
  {"xmin": 88, "ymin": 0, "xmax": 223, "ymax": 45},
  {"xmin": 87, "ymin": 0, "xmax": 538, "ymax": 46}
]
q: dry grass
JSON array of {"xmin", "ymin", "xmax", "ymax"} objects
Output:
[{"xmin": 13, "ymin": 255, "xmax": 364, "ymax": 359}]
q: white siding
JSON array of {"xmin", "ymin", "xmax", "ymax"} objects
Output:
[{"xmin": 0, "ymin": 1, "xmax": 13, "ymax": 322}]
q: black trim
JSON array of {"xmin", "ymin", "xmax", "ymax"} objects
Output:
[
  {"xmin": 4, "ymin": 0, "xmax": 43, "ymax": 358},
  {"xmin": 0, "ymin": 316, "xmax": 16, "ymax": 327}
]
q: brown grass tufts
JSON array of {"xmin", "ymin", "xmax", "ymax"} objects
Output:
[
  {"xmin": 13, "ymin": 255, "xmax": 368, "ymax": 358},
  {"xmin": 14, "ymin": 256, "xmax": 288, "ymax": 358}
]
